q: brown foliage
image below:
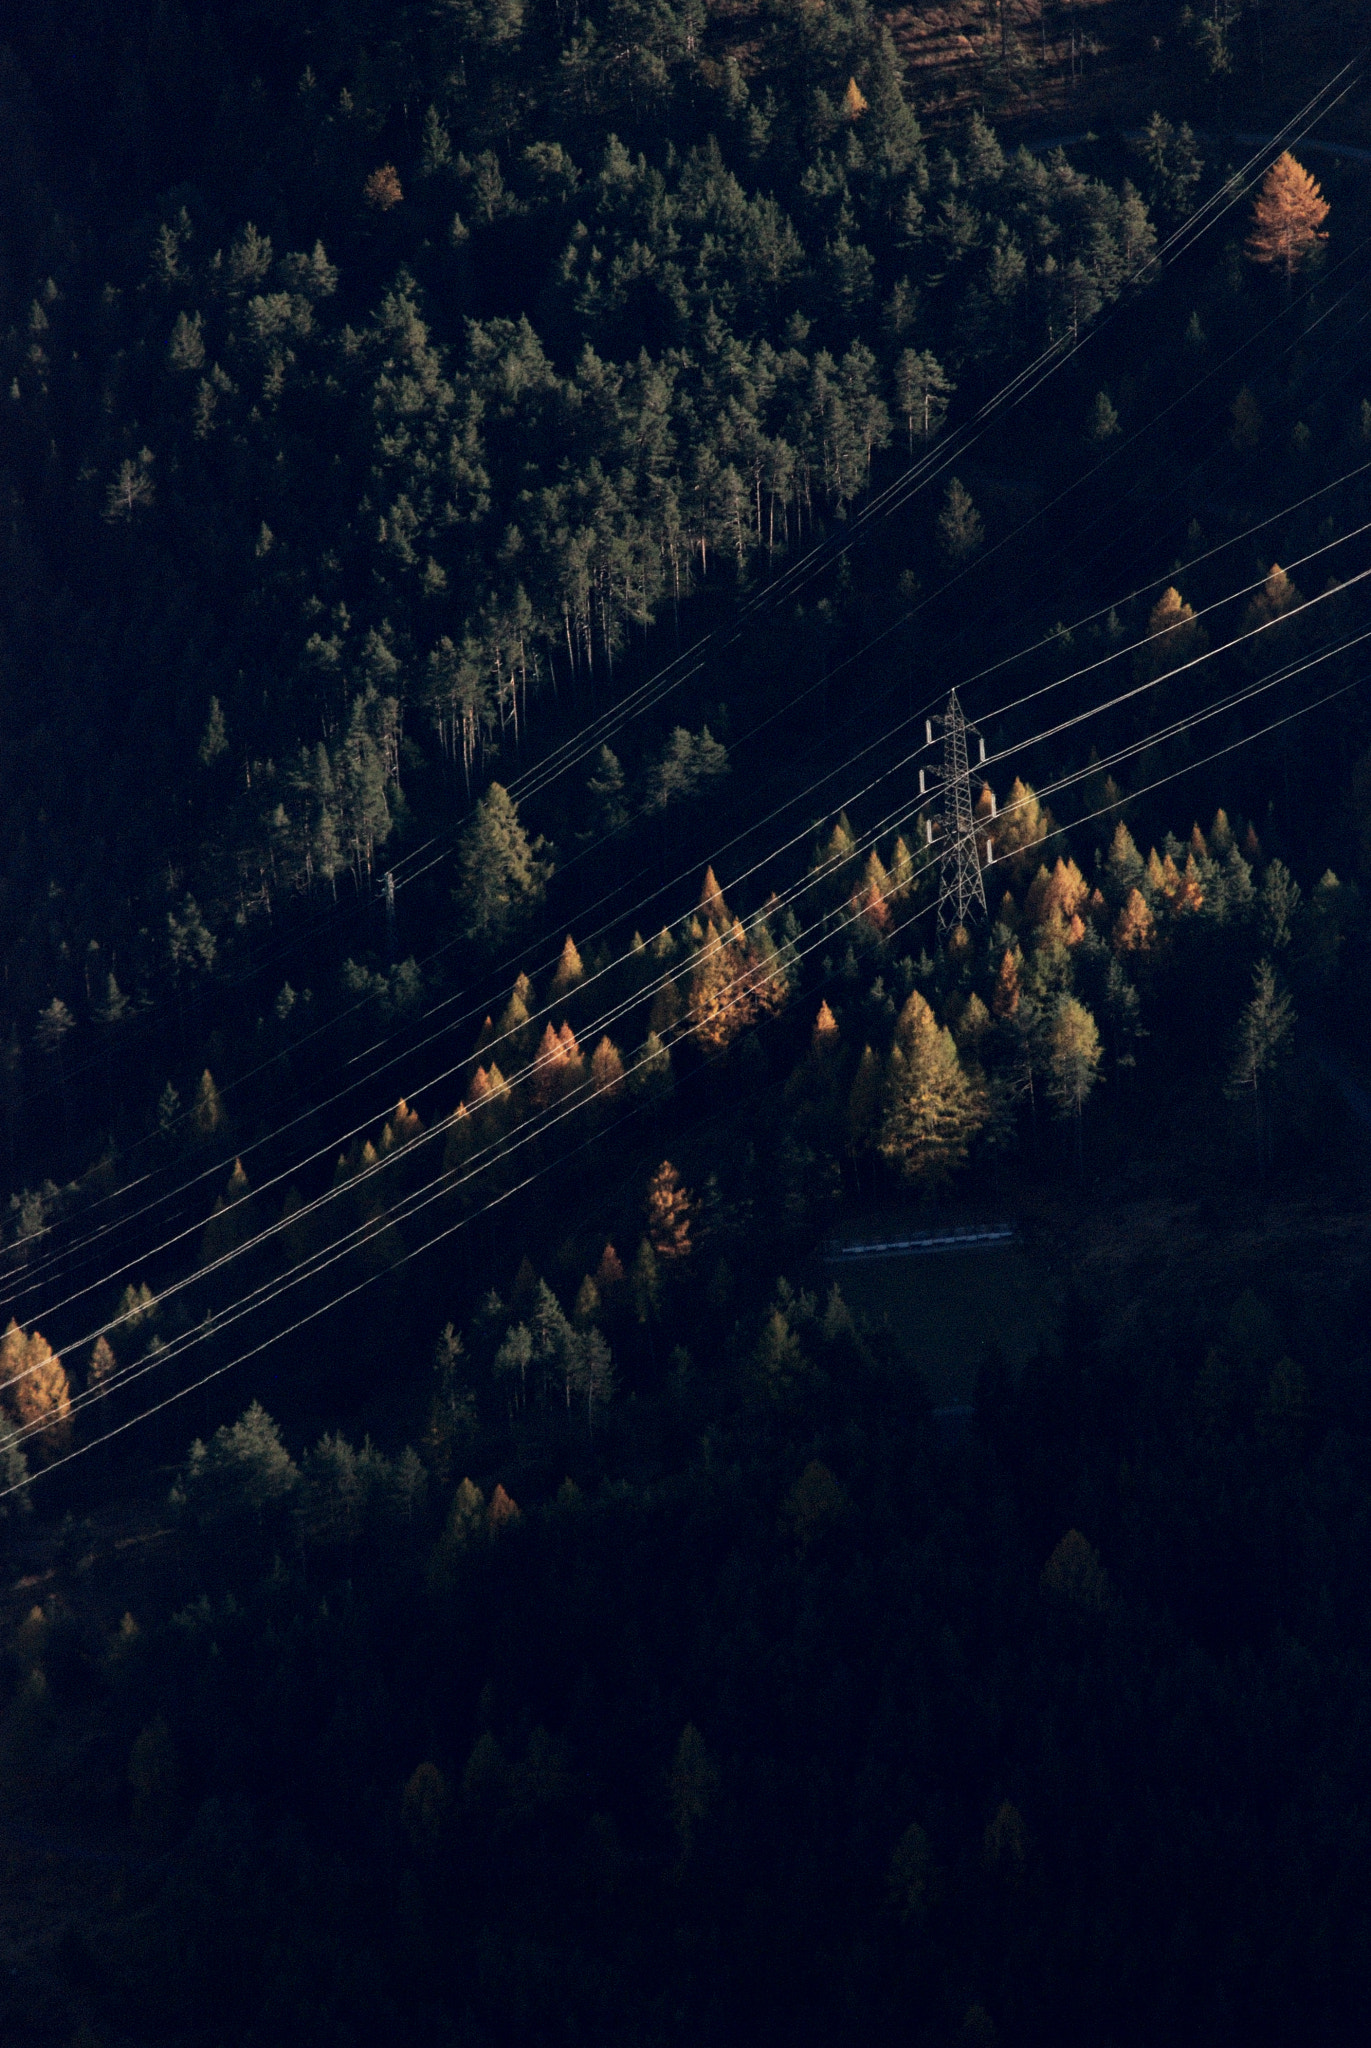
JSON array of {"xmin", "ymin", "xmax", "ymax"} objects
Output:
[
  {"xmin": 1247, "ymin": 152, "xmax": 1329, "ymax": 279},
  {"xmin": 0, "ymin": 1319, "xmax": 71, "ymax": 1463},
  {"xmin": 364, "ymin": 164, "xmax": 404, "ymax": 211},
  {"xmin": 646, "ymin": 1161, "xmax": 693, "ymax": 1263}
]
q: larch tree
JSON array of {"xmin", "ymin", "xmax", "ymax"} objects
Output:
[
  {"xmin": 549, "ymin": 934, "xmax": 584, "ymax": 1000},
  {"xmin": 646, "ymin": 1162, "xmax": 693, "ymax": 1263},
  {"xmin": 0, "ymin": 1321, "xmax": 71, "ymax": 1464},
  {"xmin": 1247, "ymin": 152, "xmax": 1329, "ymax": 282},
  {"xmin": 1045, "ymin": 995, "xmax": 1102, "ymax": 1170},
  {"xmin": 1225, "ymin": 958, "xmax": 1293, "ymax": 1171},
  {"xmin": 878, "ymin": 991, "xmax": 985, "ymax": 1188}
]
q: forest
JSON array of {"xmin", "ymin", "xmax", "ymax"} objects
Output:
[{"xmin": 2, "ymin": 2, "xmax": 1371, "ymax": 2043}]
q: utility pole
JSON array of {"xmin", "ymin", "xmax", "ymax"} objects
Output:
[{"xmin": 918, "ymin": 689, "xmax": 994, "ymax": 934}]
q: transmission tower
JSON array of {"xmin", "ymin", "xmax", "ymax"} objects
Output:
[{"xmin": 918, "ymin": 689, "xmax": 995, "ymax": 934}]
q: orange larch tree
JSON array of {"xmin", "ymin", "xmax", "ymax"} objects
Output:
[{"xmin": 1247, "ymin": 152, "xmax": 1329, "ymax": 281}]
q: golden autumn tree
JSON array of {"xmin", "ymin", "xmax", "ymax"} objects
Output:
[
  {"xmin": 646, "ymin": 1161, "xmax": 693, "ymax": 1263},
  {"xmin": 1134, "ymin": 586, "xmax": 1206, "ymax": 683},
  {"xmin": 1247, "ymin": 152, "xmax": 1329, "ymax": 281},
  {"xmin": 878, "ymin": 992, "xmax": 985, "ymax": 1188},
  {"xmin": 1113, "ymin": 887, "xmax": 1155, "ymax": 954},
  {"xmin": 549, "ymin": 934, "xmax": 584, "ymax": 1000},
  {"xmin": 0, "ymin": 1320, "xmax": 71, "ymax": 1464}
]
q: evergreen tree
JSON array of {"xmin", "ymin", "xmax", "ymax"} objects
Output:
[
  {"xmin": 936, "ymin": 477, "xmax": 983, "ymax": 562},
  {"xmin": 457, "ymin": 783, "xmax": 550, "ymax": 943}
]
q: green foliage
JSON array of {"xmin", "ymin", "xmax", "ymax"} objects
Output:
[
  {"xmin": 457, "ymin": 783, "xmax": 550, "ymax": 943},
  {"xmin": 171, "ymin": 1401, "xmax": 298, "ymax": 1527}
]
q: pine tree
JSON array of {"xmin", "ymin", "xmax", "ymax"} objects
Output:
[
  {"xmin": 570, "ymin": 1328, "xmax": 614, "ymax": 1431},
  {"xmin": 1247, "ymin": 152, "xmax": 1329, "ymax": 281},
  {"xmin": 878, "ymin": 992, "xmax": 985, "ymax": 1187},
  {"xmin": 936, "ymin": 477, "xmax": 983, "ymax": 562},
  {"xmin": 457, "ymin": 782, "xmax": 550, "ymax": 943},
  {"xmin": 893, "ymin": 349, "xmax": 953, "ymax": 452}
]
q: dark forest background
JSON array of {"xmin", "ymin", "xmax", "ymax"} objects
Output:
[{"xmin": 3, "ymin": 4, "xmax": 1371, "ymax": 2043}]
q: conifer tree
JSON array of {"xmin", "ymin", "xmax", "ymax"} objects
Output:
[
  {"xmin": 549, "ymin": 935, "xmax": 584, "ymax": 999},
  {"xmin": 589, "ymin": 1035, "xmax": 625, "ymax": 1099},
  {"xmin": 936, "ymin": 477, "xmax": 983, "ymax": 562},
  {"xmin": 1247, "ymin": 152, "xmax": 1329, "ymax": 281},
  {"xmin": 201, "ymin": 1159, "xmax": 254, "ymax": 1266},
  {"xmin": 594, "ymin": 1243, "xmax": 626, "ymax": 1294},
  {"xmin": 991, "ymin": 947, "xmax": 1021, "ymax": 1019},
  {"xmin": 1225, "ymin": 959, "xmax": 1293, "ymax": 1170},
  {"xmin": 1045, "ymin": 996, "xmax": 1102, "ymax": 1169},
  {"xmin": 88, "ymin": 1334, "xmax": 117, "ymax": 1393},
  {"xmin": 847, "ymin": 1044, "xmax": 883, "ymax": 1175},
  {"xmin": 649, "ymin": 977, "xmax": 682, "ymax": 1037},
  {"xmin": 0, "ymin": 1320, "xmax": 72, "ymax": 1463},
  {"xmin": 495, "ymin": 984, "xmax": 533, "ymax": 1055},
  {"xmin": 878, "ymin": 992, "xmax": 985, "ymax": 1187},
  {"xmin": 571, "ymin": 1328, "xmax": 615, "ymax": 1431},
  {"xmin": 646, "ymin": 1162, "xmax": 693, "ymax": 1263},
  {"xmin": 193, "ymin": 1069, "xmax": 223, "ymax": 1138},
  {"xmin": 1135, "ymin": 586, "xmax": 1205, "ymax": 681},
  {"xmin": 634, "ymin": 1030, "xmax": 673, "ymax": 1102},
  {"xmin": 1104, "ymin": 821, "xmax": 1145, "ymax": 901},
  {"xmin": 457, "ymin": 782, "xmax": 550, "ymax": 944},
  {"xmin": 698, "ymin": 866, "xmax": 731, "ymax": 928},
  {"xmin": 889, "ymin": 835, "xmax": 917, "ymax": 898},
  {"xmin": 994, "ymin": 778, "xmax": 1052, "ymax": 867},
  {"xmin": 630, "ymin": 1237, "xmax": 660, "ymax": 1322},
  {"xmin": 574, "ymin": 1275, "xmax": 601, "ymax": 1327}
]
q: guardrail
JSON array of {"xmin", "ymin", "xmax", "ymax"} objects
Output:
[{"xmin": 825, "ymin": 1224, "xmax": 1018, "ymax": 1261}]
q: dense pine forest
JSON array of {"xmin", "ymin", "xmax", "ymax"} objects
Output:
[{"xmin": 4, "ymin": 3, "xmax": 1371, "ymax": 2043}]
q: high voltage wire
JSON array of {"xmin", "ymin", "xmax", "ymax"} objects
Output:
[
  {"xmin": 6, "ymin": 497, "xmax": 1368, "ymax": 1336},
  {"xmin": 17, "ymin": 622, "xmax": 1367, "ymax": 1440},
  {"xmin": 9, "ymin": 61, "xmax": 1359, "ymax": 1165},
  {"xmin": 10, "ymin": 335, "xmax": 1368, "ymax": 1310},
  {"xmin": 8, "ymin": 561, "xmax": 1367, "ymax": 1420},
  {"xmin": 495, "ymin": 64, "xmax": 1363, "ymax": 809},
  {"xmin": 8, "ymin": 643, "xmax": 1361, "ymax": 1497},
  {"xmin": 7, "ymin": 84, "xmax": 1364, "ymax": 1293}
]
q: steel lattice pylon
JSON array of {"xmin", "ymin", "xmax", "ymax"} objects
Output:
[{"xmin": 918, "ymin": 690, "xmax": 994, "ymax": 934}]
